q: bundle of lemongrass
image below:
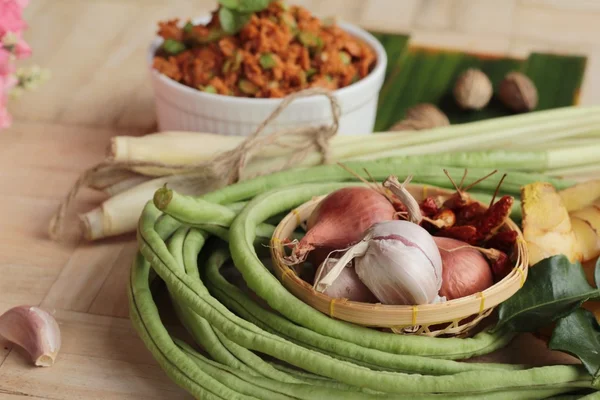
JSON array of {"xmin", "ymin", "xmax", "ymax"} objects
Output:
[{"xmin": 50, "ymin": 104, "xmax": 600, "ymax": 241}]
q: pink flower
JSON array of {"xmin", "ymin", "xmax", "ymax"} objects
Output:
[
  {"xmin": 13, "ymin": 36, "xmax": 30, "ymax": 58},
  {"xmin": 0, "ymin": 0, "xmax": 27, "ymax": 36},
  {"xmin": 0, "ymin": 47, "xmax": 15, "ymax": 75}
]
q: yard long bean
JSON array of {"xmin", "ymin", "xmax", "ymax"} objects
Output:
[
  {"xmin": 135, "ymin": 203, "xmax": 595, "ymax": 395},
  {"xmin": 130, "ymin": 162, "xmax": 596, "ymax": 399},
  {"xmin": 226, "ymin": 182, "xmax": 512, "ymax": 359},
  {"xmin": 203, "ymin": 254, "xmax": 520, "ymax": 374}
]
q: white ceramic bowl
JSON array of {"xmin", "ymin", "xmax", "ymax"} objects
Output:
[{"xmin": 148, "ymin": 19, "xmax": 387, "ymax": 136}]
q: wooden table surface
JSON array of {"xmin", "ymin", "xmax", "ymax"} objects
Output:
[{"xmin": 1, "ymin": 1, "xmax": 599, "ymax": 398}]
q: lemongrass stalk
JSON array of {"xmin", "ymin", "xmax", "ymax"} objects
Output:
[
  {"xmin": 103, "ymin": 175, "xmax": 151, "ymax": 196},
  {"xmin": 545, "ymin": 144, "xmax": 600, "ymax": 170},
  {"xmin": 241, "ymin": 116, "xmax": 600, "ymax": 176},
  {"xmin": 519, "ymin": 138, "xmax": 600, "ymax": 150},
  {"xmin": 547, "ymin": 164, "xmax": 600, "ymax": 178},
  {"xmin": 109, "ymin": 132, "xmax": 241, "ymax": 164},
  {"xmin": 509, "ymin": 127, "xmax": 600, "ymax": 147},
  {"xmin": 108, "ymin": 106, "xmax": 600, "ymax": 179},
  {"xmin": 244, "ymin": 146, "xmax": 600, "ymax": 180},
  {"xmin": 81, "ymin": 178, "xmax": 168, "ymax": 240},
  {"xmin": 348, "ymin": 120, "xmax": 600, "ymax": 163},
  {"xmin": 82, "ymin": 161, "xmax": 569, "ymax": 240},
  {"xmin": 110, "ymin": 131, "xmax": 364, "ymax": 176},
  {"xmin": 86, "ymin": 168, "xmax": 144, "ymax": 191},
  {"xmin": 331, "ymin": 106, "xmax": 600, "ymax": 160},
  {"xmin": 575, "ymin": 131, "xmax": 600, "ymax": 138}
]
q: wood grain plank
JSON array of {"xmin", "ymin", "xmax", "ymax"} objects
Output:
[
  {"xmin": 303, "ymin": 0, "xmax": 364, "ymax": 22},
  {"xmin": 14, "ymin": 0, "xmax": 215, "ymax": 129},
  {"xmin": 0, "ymin": 264, "xmax": 61, "ymax": 307},
  {"xmin": 0, "ymin": 196, "xmax": 75, "ymax": 269},
  {"xmin": 359, "ymin": 0, "xmax": 420, "ymax": 32},
  {"xmin": 413, "ymin": 0, "xmax": 457, "ymax": 31},
  {"xmin": 577, "ymin": 47, "xmax": 600, "ymax": 106},
  {"xmin": 41, "ymin": 240, "xmax": 127, "ymax": 312},
  {"xmin": 410, "ymin": 30, "xmax": 511, "ymax": 55},
  {"xmin": 513, "ymin": 1, "xmax": 600, "ymax": 46},
  {"xmin": 1, "ymin": 302, "xmax": 14, "ymax": 367},
  {"xmin": 0, "ymin": 353, "xmax": 190, "ymax": 400},
  {"xmin": 453, "ymin": 0, "xmax": 517, "ymax": 36},
  {"xmin": 0, "ymin": 309, "xmax": 189, "ymax": 399},
  {"xmin": 50, "ymin": 309, "xmax": 157, "ymax": 365},
  {"xmin": 0, "ymin": 392, "xmax": 48, "ymax": 400},
  {"xmin": 1, "ymin": 123, "xmax": 119, "ymax": 172},
  {"xmin": 0, "ymin": 168, "xmax": 82, "ymax": 200},
  {"xmin": 88, "ymin": 241, "xmax": 138, "ymax": 318},
  {"xmin": 519, "ymin": 0, "xmax": 600, "ymax": 13}
]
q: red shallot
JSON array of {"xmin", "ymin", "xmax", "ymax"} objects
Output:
[
  {"xmin": 434, "ymin": 237, "xmax": 493, "ymax": 300},
  {"xmin": 288, "ymin": 187, "xmax": 397, "ymax": 264}
]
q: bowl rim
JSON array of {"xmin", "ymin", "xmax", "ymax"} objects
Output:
[{"xmin": 147, "ymin": 16, "xmax": 388, "ymax": 105}]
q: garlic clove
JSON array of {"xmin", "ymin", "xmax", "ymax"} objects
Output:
[{"xmin": 0, "ymin": 306, "xmax": 61, "ymax": 367}]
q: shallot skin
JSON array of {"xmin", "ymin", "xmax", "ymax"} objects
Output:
[
  {"xmin": 292, "ymin": 187, "xmax": 396, "ymax": 262},
  {"xmin": 434, "ymin": 237, "xmax": 493, "ymax": 300}
]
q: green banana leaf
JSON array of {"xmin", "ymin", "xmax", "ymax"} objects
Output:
[{"xmin": 371, "ymin": 32, "xmax": 587, "ymax": 131}]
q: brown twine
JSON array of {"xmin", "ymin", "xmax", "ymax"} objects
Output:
[{"xmin": 49, "ymin": 88, "xmax": 340, "ymax": 241}]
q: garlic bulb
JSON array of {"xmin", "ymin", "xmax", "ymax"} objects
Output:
[{"xmin": 314, "ymin": 220, "xmax": 443, "ymax": 305}]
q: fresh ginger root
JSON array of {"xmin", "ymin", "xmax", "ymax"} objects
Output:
[
  {"xmin": 521, "ymin": 182, "xmax": 581, "ymax": 266},
  {"xmin": 559, "ymin": 179, "xmax": 600, "ymax": 212},
  {"xmin": 559, "ymin": 181, "xmax": 600, "ymax": 262}
]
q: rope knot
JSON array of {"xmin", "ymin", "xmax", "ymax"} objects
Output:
[{"xmin": 49, "ymin": 88, "xmax": 340, "ymax": 241}]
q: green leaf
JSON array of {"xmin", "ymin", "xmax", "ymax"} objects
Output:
[
  {"xmin": 162, "ymin": 39, "xmax": 186, "ymax": 55},
  {"xmin": 219, "ymin": 0, "xmax": 240, "ymax": 9},
  {"xmin": 275, "ymin": 0, "xmax": 288, "ymax": 11},
  {"xmin": 259, "ymin": 53, "xmax": 276, "ymax": 69},
  {"xmin": 306, "ymin": 68, "xmax": 317, "ymax": 79},
  {"xmin": 595, "ymin": 257, "xmax": 600, "ymax": 288},
  {"xmin": 496, "ymin": 255, "xmax": 600, "ymax": 332},
  {"xmin": 186, "ymin": 28, "xmax": 225, "ymax": 44},
  {"xmin": 218, "ymin": 7, "xmax": 251, "ymax": 34},
  {"xmin": 238, "ymin": 0, "xmax": 272, "ymax": 12},
  {"xmin": 222, "ymin": 59, "xmax": 232, "ymax": 74},
  {"xmin": 549, "ymin": 308, "xmax": 600, "ymax": 381},
  {"xmin": 238, "ymin": 79, "xmax": 259, "ymax": 95},
  {"xmin": 298, "ymin": 31, "xmax": 321, "ymax": 48},
  {"xmin": 183, "ymin": 21, "xmax": 194, "ymax": 33},
  {"xmin": 232, "ymin": 50, "xmax": 244, "ymax": 71},
  {"xmin": 202, "ymin": 85, "xmax": 218, "ymax": 94},
  {"xmin": 339, "ymin": 51, "xmax": 351, "ymax": 65}
]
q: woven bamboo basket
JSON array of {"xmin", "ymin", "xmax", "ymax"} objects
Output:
[{"xmin": 270, "ymin": 184, "xmax": 529, "ymax": 337}]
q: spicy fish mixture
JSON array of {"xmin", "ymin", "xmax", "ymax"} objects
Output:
[{"xmin": 152, "ymin": 2, "xmax": 376, "ymax": 98}]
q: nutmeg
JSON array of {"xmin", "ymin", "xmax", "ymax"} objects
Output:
[
  {"xmin": 388, "ymin": 103, "xmax": 450, "ymax": 131},
  {"xmin": 498, "ymin": 72, "xmax": 538, "ymax": 112},
  {"xmin": 453, "ymin": 69, "xmax": 493, "ymax": 110}
]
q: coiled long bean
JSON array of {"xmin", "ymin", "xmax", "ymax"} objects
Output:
[
  {"xmin": 135, "ymin": 203, "xmax": 595, "ymax": 396},
  {"xmin": 156, "ymin": 181, "xmax": 515, "ymax": 360}
]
